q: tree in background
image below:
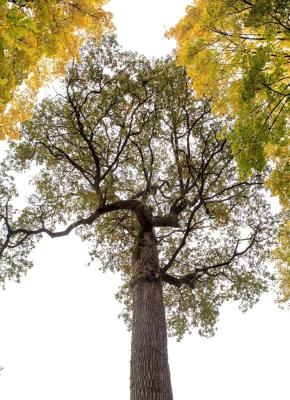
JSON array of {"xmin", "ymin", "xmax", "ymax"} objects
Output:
[
  {"xmin": 169, "ymin": 0, "xmax": 289, "ymax": 201},
  {"xmin": 169, "ymin": 0, "xmax": 289, "ymax": 301},
  {"xmin": 274, "ymin": 214, "xmax": 290, "ymax": 302},
  {"xmin": 0, "ymin": 38, "xmax": 277, "ymax": 399},
  {"xmin": 0, "ymin": 0, "xmax": 112, "ymax": 138}
]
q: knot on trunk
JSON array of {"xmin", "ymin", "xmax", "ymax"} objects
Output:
[{"xmin": 129, "ymin": 269, "xmax": 161, "ymax": 288}]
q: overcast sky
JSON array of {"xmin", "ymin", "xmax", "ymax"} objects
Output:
[{"xmin": 0, "ymin": 1, "xmax": 289, "ymax": 399}]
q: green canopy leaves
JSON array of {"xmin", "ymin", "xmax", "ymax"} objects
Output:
[{"xmin": 0, "ymin": 37, "xmax": 277, "ymax": 337}]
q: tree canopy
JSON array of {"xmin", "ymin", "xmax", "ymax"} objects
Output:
[
  {"xmin": 0, "ymin": 37, "xmax": 277, "ymax": 338},
  {"xmin": 169, "ymin": 0, "xmax": 289, "ymax": 206},
  {"xmin": 0, "ymin": 0, "xmax": 112, "ymax": 139}
]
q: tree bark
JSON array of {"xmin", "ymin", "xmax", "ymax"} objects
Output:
[{"xmin": 130, "ymin": 230, "xmax": 173, "ymax": 400}]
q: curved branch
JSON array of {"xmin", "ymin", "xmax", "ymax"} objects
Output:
[
  {"xmin": 0, "ymin": 198, "xmax": 188, "ymax": 259},
  {"xmin": 160, "ymin": 229, "xmax": 260, "ymax": 288}
]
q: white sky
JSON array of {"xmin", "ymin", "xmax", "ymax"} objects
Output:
[{"xmin": 0, "ymin": 1, "xmax": 289, "ymax": 399}]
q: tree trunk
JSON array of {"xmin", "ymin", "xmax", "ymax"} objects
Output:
[{"xmin": 130, "ymin": 230, "xmax": 173, "ymax": 400}]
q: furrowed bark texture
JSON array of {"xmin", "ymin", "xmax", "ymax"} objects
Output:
[{"xmin": 130, "ymin": 231, "xmax": 173, "ymax": 400}]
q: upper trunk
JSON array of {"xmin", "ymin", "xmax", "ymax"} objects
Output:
[{"xmin": 130, "ymin": 230, "xmax": 173, "ymax": 400}]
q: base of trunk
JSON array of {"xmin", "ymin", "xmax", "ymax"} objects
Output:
[{"xmin": 130, "ymin": 231, "xmax": 173, "ymax": 400}]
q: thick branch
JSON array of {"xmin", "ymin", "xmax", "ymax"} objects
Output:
[{"xmin": 0, "ymin": 198, "xmax": 187, "ymax": 258}]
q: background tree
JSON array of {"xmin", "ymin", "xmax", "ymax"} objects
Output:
[
  {"xmin": 274, "ymin": 213, "xmax": 290, "ymax": 302},
  {"xmin": 169, "ymin": 0, "xmax": 289, "ymax": 302},
  {"xmin": 169, "ymin": 0, "xmax": 289, "ymax": 202},
  {"xmin": 0, "ymin": 0, "xmax": 112, "ymax": 139},
  {"xmin": 0, "ymin": 37, "xmax": 276, "ymax": 399}
]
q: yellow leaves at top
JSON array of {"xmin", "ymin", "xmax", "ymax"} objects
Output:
[
  {"xmin": 185, "ymin": 49, "xmax": 220, "ymax": 97},
  {"xmin": 170, "ymin": 0, "xmax": 290, "ymax": 207},
  {"xmin": 0, "ymin": 82, "xmax": 39, "ymax": 139},
  {"xmin": 227, "ymin": 80, "xmax": 243, "ymax": 114},
  {"xmin": 171, "ymin": 2, "xmax": 245, "ymax": 93},
  {"xmin": 170, "ymin": 0, "xmax": 289, "ymax": 107},
  {"xmin": 170, "ymin": 0, "xmax": 241, "ymax": 116},
  {"xmin": 0, "ymin": 0, "xmax": 112, "ymax": 139}
]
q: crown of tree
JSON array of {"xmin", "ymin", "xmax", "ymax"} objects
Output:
[{"xmin": 0, "ymin": 37, "xmax": 276, "ymax": 339}]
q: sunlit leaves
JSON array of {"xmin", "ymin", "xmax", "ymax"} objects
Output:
[
  {"xmin": 169, "ymin": 0, "xmax": 290, "ymax": 204},
  {"xmin": 0, "ymin": 0, "xmax": 112, "ymax": 138}
]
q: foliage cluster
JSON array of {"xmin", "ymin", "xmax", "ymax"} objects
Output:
[
  {"xmin": 169, "ymin": 0, "xmax": 289, "ymax": 204},
  {"xmin": 0, "ymin": 37, "xmax": 278, "ymax": 337},
  {"xmin": 170, "ymin": 0, "xmax": 289, "ymax": 301},
  {"xmin": 0, "ymin": 0, "xmax": 112, "ymax": 138}
]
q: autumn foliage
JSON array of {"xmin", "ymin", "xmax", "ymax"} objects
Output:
[
  {"xmin": 0, "ymin": 0, "xmax": 112, "ymax": 138},
  {"xmin": 170, "ymin": 0, "xmax": 290, "ymax": 301},
  {"xmin": 169, "ymin": 0, "xmax": 289, "ymax": 205}
]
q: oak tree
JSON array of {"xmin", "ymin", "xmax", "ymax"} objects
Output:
[
  {"xmin": 0, "ymin": 37, "xmax": 276, "ymax": 399},
  {"xmin": 0, "ymin": 0, "xmax": 112, "ymax": 138}
]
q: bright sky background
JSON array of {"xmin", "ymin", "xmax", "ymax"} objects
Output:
[{"xmin": 0, "ymin": 1, "xmax": 289, "ymax": 399}]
